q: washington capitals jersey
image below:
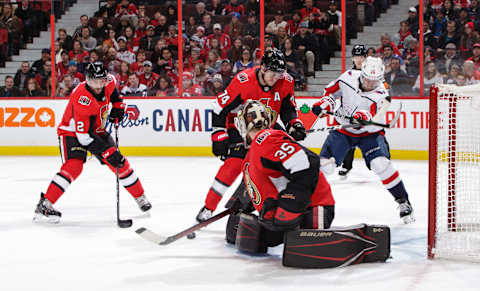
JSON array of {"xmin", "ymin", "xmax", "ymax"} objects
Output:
[
  {"xmin": 242, "ymin": 129, "xmax": 335, "ymax": 216},
  {"xmin": 58, "ymin": 74, "xmax": 120, "ymax": 143},
  {"xmin": 324, "ymin": 69, "xmax": 391, "ymax": 136},
  {"xmin": 212, "ymin": 67, "xmax": 297, "ymax": 130}
]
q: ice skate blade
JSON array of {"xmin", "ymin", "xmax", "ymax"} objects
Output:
[
  {"xmin": 33, "ymin": 213, "xmax": 60, "ymax": 224},
  {"xmin": 401, "ymin": 214, "xmax": 415, "ymax": 224}
]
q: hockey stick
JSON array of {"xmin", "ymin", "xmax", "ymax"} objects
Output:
[
  {"xmin": 324, "ymin": 102, "xmax": 403, "ymax": 129},
  {"xmin": 114, "ymin": 123, "xmax": 133, "ymax": 228},
  {"xmin": 306, "ymin": 123, "xmax": 360, "ymax": 133},
  {"xmin": 136, "ymin": 208, "xmax": 234, "ymax": 245}
]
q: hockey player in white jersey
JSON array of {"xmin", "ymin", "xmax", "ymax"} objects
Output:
[{"xmin": 312, "ymin": 56, "xmax": 414, "ymax": 223}]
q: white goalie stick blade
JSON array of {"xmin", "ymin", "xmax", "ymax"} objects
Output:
[{"xmin": 135, "ymin": 227, "xmax": 168, "ymax": 245}]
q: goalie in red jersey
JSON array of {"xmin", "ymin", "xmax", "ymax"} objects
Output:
[
  {"xmin": 195, "ymin": 48, "xmax": 307, "ymax": 223},
  {"xmin": 225, "ymin": 100, "xmax": 335, "ymax": 249},
  {"xmin": 34, "ymin": 62, "xmax": 152, "ymax": 223}
]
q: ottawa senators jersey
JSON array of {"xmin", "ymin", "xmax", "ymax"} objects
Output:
[
  {"xmin": 242, "ymin": 129, "xmax": 335, "ymax": 215},
  {"xmin": 212, "ymin": 66, "xmax": 297, "ymax": 130},
  {"xmin": 58, "ymin": 74, "xmax": 120, "ymax": 141}
]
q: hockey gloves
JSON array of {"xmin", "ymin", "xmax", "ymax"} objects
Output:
[
  {"xmin": 352, "ymin": 110, "xmax": 372, "ymax": 124},
  {"xmin": 312, "ymin": 96, "xmax": 335, "ymax": 118},
  {"xmin": 101, "ymin": 147, "xmax": 125, "ymax": 168},
  {"xmin": 108, "ymin": 102, "xmax": 126, "ymax": 123},
  {"xmin": 287, "ymin": 119, "xmax": 306, "ymax": 141},
  {"xmin": 211, "ymin": 129, "xmax": 229, "ymax": 156}
]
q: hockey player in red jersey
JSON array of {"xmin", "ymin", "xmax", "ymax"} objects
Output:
[
  {"xmin": 225, "ymin": 100, "xmax": 335, "ymax": 248},
  {"xmin": 195, "ymin": 48, "xmax": 307, "ymax": 222},
  {"xmin": 34, "ymin": 62, "xmax": 152, "ymax": 223}
]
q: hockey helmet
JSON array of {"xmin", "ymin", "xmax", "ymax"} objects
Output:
[
  {"xmin": 234, "ymin": 100, "xmax": 272, "ymax": 145},
  {"xmin": 86, "ymin": 62, "xmax": 108, "ymax": 81},
  {"xmin": 360, "ymin": 57, "xmax": 385, "ymax": 91},
  {"xmin": 261, "ymin": 48, "xmax": 286, "ymax": 73},
  {"xmin": 352, "ymin": 44, "xmax": 367, "ymax": 56}
]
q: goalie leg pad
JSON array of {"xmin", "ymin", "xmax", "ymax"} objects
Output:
[
  {"xmin": 235, "ymin": 213, "xmax": 267, "ymax": 254},
  {"xmin": 282, "ymin": 224, "xmax": 390, "ymax": 268},
  {"xmin": 225, "ymin": 213, "xmax": 241, "ymax": 244}
]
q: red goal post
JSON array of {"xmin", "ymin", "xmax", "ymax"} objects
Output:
[{"xmin": 428, "ymin": 83, "xmax": 480, "ymax": 261}]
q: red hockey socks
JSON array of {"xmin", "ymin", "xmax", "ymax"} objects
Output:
[
  {"xmin": 45, "ymin": 158, "xmax": 84, "ymax": 204},
  {"xmin": 106, "ymin": 158, "xmax": 144, "ymax": 198},
  {"xmin": 205, "ymin": 157, "xmax": 243, "ymax": 211}
]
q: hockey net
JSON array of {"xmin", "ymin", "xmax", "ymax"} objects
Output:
[{"xmin": 429, "ymin": 83, "xmax": 480, "ymax": 261}]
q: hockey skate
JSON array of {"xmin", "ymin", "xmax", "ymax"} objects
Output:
[
  {"xmin": 33, "ymin": 193, "xmax": 61, "ymax": 224},
  {"xmin": 196, "ymin": 206, "xmax": 213, "ymax": 223},
  {"xmin": 396, "ymin": 199, "xmax": 415, "ymax": 224},
  {"xmin": 135, "ymin": 194, "xmax": 152, "ymax": 212},
  {"xmin": 338, "ymin": 167, "xmax": 351, "ymax": 180}
]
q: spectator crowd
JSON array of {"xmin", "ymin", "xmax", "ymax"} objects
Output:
[
  {"xmin": 376, "ymin": 0, "xmax": 480, "ymax": 95},
  {"xmin": 0, "ymin": 0, "xmax": 351, "ymax": 97}
]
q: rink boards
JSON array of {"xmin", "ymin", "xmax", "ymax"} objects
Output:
[{"xmin": 0, "ymin": 97, "xmax": 428, "ymax": 159}]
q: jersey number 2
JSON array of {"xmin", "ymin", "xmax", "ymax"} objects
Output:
[{"xmin": 274, "ymin": 143, "xmax": 295, "ymax": 160}]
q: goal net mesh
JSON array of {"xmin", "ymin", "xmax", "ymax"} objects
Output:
[{"xmin": 432, "ymin": 83, "xmax": 480, "ymax": 261}]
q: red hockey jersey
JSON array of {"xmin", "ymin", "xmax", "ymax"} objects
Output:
[
  {"xmin": 242, "ymin": 129, "xmax": 334, "ymax": 216},
  {"xmin": 212, "ymin": 66, "xmax": 297, "ymax": 130},
  {"xmin": 57, "ymin": 75, "xmax": 120, "ymax": 141}
]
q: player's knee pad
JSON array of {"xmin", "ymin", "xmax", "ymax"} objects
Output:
[
  {"xmin": 370, "ymin": 156, "xmax": 390, "ymax": 175},
  {"xmin": 225, "ymin": 213, "xmax": 241, "ymax": 245},
  {"xmin": 60, "ymin": 158, "xmax": 84, "ymax": 181},
  {"xmin": 282, "ymin": 224, "xmax": 390, "ymax": 268},
  {"xmin": 320, "ymin": 157, "xmax": 336, "ymax": 176},
  {"xmin": 302, "ymin": 205, "xmax": 335, "ymax": 230},
  {"xmin": 235, "ymin": 213, "xmax": 267, "ymax": 254}
]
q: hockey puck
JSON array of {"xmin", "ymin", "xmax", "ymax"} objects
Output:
[{"xmin": 187, "ymin": 232, "xmax": 196, "ymax": 239}]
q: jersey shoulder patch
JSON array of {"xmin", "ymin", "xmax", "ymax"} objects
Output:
[
  {"xmin": 78, "ymin": 95, "xmax": 91, "ymax": 106},
  {"xmin": 237, "ymin": 71, "xmax": 249, "ymax": 83}
]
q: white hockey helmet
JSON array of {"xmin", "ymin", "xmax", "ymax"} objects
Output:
[
  {"xmin": 360, "ymin": 56, "xmax": 384, "ymax": 91},
  {"xmin": 234, "ymin": 100, "xmax": 272, "ymax": 146}
]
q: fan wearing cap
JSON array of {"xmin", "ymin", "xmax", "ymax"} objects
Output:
[
  {"xmin": 312, "ymin": 57, "xmax": 414, "ymax": 224},
  {"xmin": 206, "ymin": 23, "xmax": 231, "ymax": 50},
  {"xmin": 116, "ymin": 36, "xmax": 136, "ymax": 64},
  {"xmin": 265, "ymin": 10, "xmax": 287, "ymax": 35},
  {"xmin": 195, "ymin": 48, "xmax": 306, "ymax": 223},
  {"xmin": 67, "ymin": 61, "xmax": 86, "ymax": 86},
  {"xmin": 138, "ymin": 60, "xmax": 160, "ymax": 88},
  {"xmin": 34, "ymin": 62, "xmax": 152, "ymax": 224},
  {"xmin": 467, "ymin": 43, "xmax": 480, "ymax": 70},
  {"xmin": 177, "ymin": 71, "xmax": 202, "ymax": 97}
]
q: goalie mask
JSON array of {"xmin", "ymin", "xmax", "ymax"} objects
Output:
[
  {"xmin": 360, "ymin": 56, "xmax": 384, "ymax": 92},
  {"xmin": 234, "ymin": 100, "xmax": 272, "ymax": 146}
]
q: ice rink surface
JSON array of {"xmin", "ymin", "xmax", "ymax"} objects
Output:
[{"xmin": 1, "ymin": 156, "xmax": 479, "ymax": 291}]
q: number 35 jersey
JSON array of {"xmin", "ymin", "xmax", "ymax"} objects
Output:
[
  {"xmin": 212, "ymin": 67, "xmax": 298, "ymax": 131},
  {"xmin": 57, "ymin": 75, "xmax": 121, "ymax": 144},
  {"xmin": 242, "ymin": 129, "xmax": 335, "ymax": 214}
]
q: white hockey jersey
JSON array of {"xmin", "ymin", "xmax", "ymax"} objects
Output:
[{"xmin": 323, "ymin": 69, "xmax": 390, "ymax": 136}]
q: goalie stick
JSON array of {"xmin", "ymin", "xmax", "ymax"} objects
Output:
[{"xmin": 136, "ymin": 208, "xmax": 233, "ymax": 245}]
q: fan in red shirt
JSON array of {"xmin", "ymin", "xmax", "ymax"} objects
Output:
[
  {"xmin": 300, "ymin": 0, "xmax": 321, "ymax": 21},
  {"xmin": 115, "ymin": 0, "xmax": 138, "ymax": 17},
  {"xmin": 138, "ymin": 61, "xmax": 160, "ymax": 88},
  {"xmin": 69, "ymin": 40, "xmax": 89, "ymax": 63},
  {"xmin": 33, "ymin": 62, "xmax": 152, "ymax": 224},
  {"xmin": 223, "ymin": 0, "xmax": 245, "ymax": 15},
  {"xmin": 130, "ymin": 50, "xmax": 146, "ymax": 75},
  {"xmin": 56, "ymin": 51, "xmax": 70, "ymax": 81},
  {"xmin": 195, "ymin": 48, "xmax": 307, "ymax": 223},
  {"xmin": 206, "ymin": 23, "xmax": 231, "ymax": 50},
  {"xmin": 177, "ymin": 72, "xmax": 202, "ymax": 97}
]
